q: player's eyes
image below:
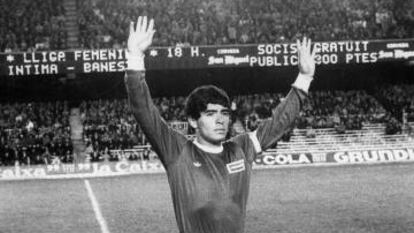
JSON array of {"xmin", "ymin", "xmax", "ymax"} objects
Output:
[
  {"xmin": 221, "ymin": 111, "xmax": 230, "ymax": 116},
  {"xmin": 204, "ymin": 109, "xmax": 230, "ymax": 117}
]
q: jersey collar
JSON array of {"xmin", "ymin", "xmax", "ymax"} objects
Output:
[{"xmin": 193, "ymin": 140, "xmax": 223, "ymax": 153}]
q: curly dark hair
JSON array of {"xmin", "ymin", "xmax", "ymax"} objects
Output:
[{"xmin": 185, "ymin": 85, "xmax": 230, "ymax": 120}]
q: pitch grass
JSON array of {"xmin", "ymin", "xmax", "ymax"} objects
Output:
[{"xmin": 1, "ymin": 163, "xmax": 414, "ymax": 233}]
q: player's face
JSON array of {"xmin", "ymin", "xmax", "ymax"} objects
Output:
[{"xmin": 191, "ymin": 103, "xmax": 231, "ymax": 146}]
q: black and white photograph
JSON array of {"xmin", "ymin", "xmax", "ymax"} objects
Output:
[{"xmin": 0, "ymin": 0, "xmax": 413, "ymax": 232}]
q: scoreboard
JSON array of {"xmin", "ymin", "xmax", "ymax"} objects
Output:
[{"xmin": 1, "ymin": 38, "xmax": 413, "ymax": 76}]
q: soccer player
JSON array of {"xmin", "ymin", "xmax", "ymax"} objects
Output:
[{"xmin": 125, "ymin": 16, "xmax": 316, "ymax": 233}]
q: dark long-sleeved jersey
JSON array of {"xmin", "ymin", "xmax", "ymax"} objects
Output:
[{"xmin": 125, "ymin": 70, "xmax": 307, "ymax": 233}]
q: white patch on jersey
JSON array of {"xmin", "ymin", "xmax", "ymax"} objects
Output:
[
  {"xmin": 226, "ymin": 159, "xmax": 245, "ymax": 174},
  {"xmin": 248, "ymin": 130, "xmax": 262, "ymax": 153},
  {"xmin": 193, "ymin": 161, "xmax": 202, "ymax": 167}
]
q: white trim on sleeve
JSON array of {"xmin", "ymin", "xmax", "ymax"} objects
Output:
[
  {"xmin": 126, "ymin": 52, "xmax": 145, "ymax": 71},
  {"xmin": 292, "ymin": 73, "xmax": 313, "ymax": 94},
  {"xmin": 248, "ymin": 130, "xmax": 262, "ymax": 153}
]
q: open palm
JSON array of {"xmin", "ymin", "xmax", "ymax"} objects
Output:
[
  {"xmin": 128, "ymin": 16, "xmax": 155, "ymax": 56},
  {"xmin": 297, "ymin": 37, "xmax": 316, "ymax": 77}
]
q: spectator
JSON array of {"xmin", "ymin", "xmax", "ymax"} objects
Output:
[
  {"xmin": 0, "ymin": 0, "xmax": 67, "ymax": 52},
  {"xmin": 75, "ymin": 0, "xmax": 414, "ymax": 49},
  {"xmin": 0, "ymin": 101, "xmax": 72, "ymax": 166}
]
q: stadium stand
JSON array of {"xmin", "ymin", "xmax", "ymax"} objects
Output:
[
  {"xmin": 0, "ymin": 101, "xmax": 72, "ymax": 166},
  {"xmin": 74, "ymin": 89, "xmax": 405, "ymax": 157},
  {"xmin": 297, "ymin": 89, "xmax": 388, "ymax": 130},
  {"xmin": 75, "ymin": 0, "xmax": 414, "ymax": 48},
  {"xmin": 0, "ymin": 0, "xmax": 67, "ymax": 52},
  {"xmin": 4, "ymin": 0, "xmax": 413, "ymax": 51},
  {"xmin": 0, "ymin": 86, "xmax": 402, "ymax": 165},
  {"xmin": 0, "ymin": 0, "xmax": 413, "ymax": 166},
  {"xmin": 235, "ymin": 89, "xmax": 389, "ymax": 131},
  {"xmin": 2, "ymin": 86, "xmax": 410, "ymax": 165},
  {"xmin": 377, "ymin": 84, "xmax": 414, "ymax": 122},
  {"xmin": 270, "ymin": 122, "xmax": 414, "ymax": 157}
]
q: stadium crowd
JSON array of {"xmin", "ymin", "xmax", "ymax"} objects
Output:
[
  {"xmin": 0, "ymin": 0, "xmax": 413, "ymax": 165},
  {"xmin": 0, "ymin": 101, "xmax": 72, "ymax": 166},
  {"xmin": 1, "ymin": 86, "xmax": 412, "ymax": 165},
  {"xmin": 78, "ymin": 89, "xmax": 394, "ymax": 159},
  {"xmin": 378, "ymin": 84, "xmax": 414, "ymax": 121},
  {"xmin": 78, "ymin": 0, "xmax": 414, "ymax": 48},
  {"xmin": 297, "ymin": 90, "xmax": 389, "ymax": 130},
  {"xmin": 1, "ymin": 0, "xmax": 414, "ymax": 51},
  {"xmin": 0, "ymin": 0, "xmax": 67, "ymax": 52}
]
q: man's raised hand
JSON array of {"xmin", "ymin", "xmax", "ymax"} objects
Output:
[
  {"xmin": 297, "ymin": 37, "xmax": 316, "ymax": 77},
  {"xmin": 128, "ymin": 16, "xmax": 155, "ymax": 56}
]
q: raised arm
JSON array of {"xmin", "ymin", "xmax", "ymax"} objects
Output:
[
  {"xmin": 253, "ymin": 37, "xmax": 316, "ymax": 152},
  {"xmin": 124, "ymin": 16, "xmax": 187, "ymax": 167}
]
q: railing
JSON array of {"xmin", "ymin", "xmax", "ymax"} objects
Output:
[
  {"xmin": 275, "ymin": 134, "xmax": 414, "ymax": 153},
  {"xmin": 272, "ymin": 122, "xmax": 414, "ymax": 153}
]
